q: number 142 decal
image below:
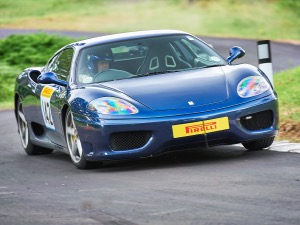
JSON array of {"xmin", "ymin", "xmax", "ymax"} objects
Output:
[{"xmin": 41, "ymin": 86, "xmax": 55, "ymax": 130}]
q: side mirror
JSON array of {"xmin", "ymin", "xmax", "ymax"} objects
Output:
[
  {"xmin": 37, "ymin": 72, "xmax": 67, "ymax": 87},
  {"xmin": 226, "ymin": 46, "xmax": 245, "ymax": 64}
]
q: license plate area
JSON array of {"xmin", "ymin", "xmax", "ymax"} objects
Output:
[{"xmin": 172, "ymin": 117, "xmax": 229, "ymax": 138}]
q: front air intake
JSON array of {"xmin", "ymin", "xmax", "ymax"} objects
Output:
[
  {"xmin": 110, "ymin": 131, "xmax": 152, "ymax": 151},
  {"xmin": 240, "ymin": 110, "xmax": 273, "ymax": 131}
]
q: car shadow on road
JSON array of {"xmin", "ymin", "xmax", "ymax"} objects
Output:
[
  {"xmin": 36, "ymin": 145, "xmax": 279, "ymax": 172},
  {"xmin": 88, "ymin": 145, "xmax": 278, "ymax": 172}
]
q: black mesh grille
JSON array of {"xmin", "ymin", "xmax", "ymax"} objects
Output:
[
  {"xmin": 240, "ymin": 110, "xmax": 273, "ymax": 131},
  {"xmin": 110, "ymin": 131, "xmax": 152, "ymax": 151}
]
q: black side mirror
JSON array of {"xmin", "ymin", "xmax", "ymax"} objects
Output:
[
  {"xmin": 37, "ymin": 72, "xmax": 67, "ymax": 87},
  {"xmin": 226, "ymin": 46, "xmax": 245, "ymax": 64}
]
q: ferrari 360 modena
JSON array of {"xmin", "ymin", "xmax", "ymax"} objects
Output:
[{"xmin": 14, "ymin": 30, "xmax": 279, "ymax": 169}]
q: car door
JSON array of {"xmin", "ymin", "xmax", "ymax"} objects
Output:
[{"xmin": 36, "ymin": 48, "xmax": 74, "ymax": 148}]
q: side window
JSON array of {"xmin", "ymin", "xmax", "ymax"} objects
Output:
[
  {"xmin": 47, "ymin": 48, "xmax": 74, "ymax": 81},
  {"xmin": 47, "ymin": 54, "xmax": 59, "ymax": 73}
]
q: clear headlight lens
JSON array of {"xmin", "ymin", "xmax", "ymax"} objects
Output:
[
  {"xmin": 87, "ymin": 97, "xmax": 138, "ymax": 115},
  {"xmin": 237, "ymin": 76, "xmax": 270, "ymax": 98}
]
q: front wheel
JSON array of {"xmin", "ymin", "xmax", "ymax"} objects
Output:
[
  {"xmin": 65, "ymin": 108, "xmax": 96, "ymax": 169},
  {"xmin": 242, "ymin": 136, "xmax": 275, "ymax": 151}
]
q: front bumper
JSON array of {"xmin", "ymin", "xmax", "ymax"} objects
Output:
[{"xmin": 74, "ymin": 95, "xmax": 279, "ymax": 161}]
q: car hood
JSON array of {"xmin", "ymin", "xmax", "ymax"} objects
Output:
[{"xmin": 101, "ymin": 67, "xmax": 228, "ymax": 111}]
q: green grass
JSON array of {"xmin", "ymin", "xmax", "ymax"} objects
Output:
[
  {"xmin": 274, "ymin": 66, "xmax": 300, "ymax": 122},
  {"xmin": 0, "ymin": 0, "xmax": 299, "ymax": 41},
  {"xmin": 0, "ymin": 101, "xmax": 14, "ymax": 111}
]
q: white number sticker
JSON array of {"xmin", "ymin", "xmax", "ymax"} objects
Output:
[{"xmin": 41, "ymin": 86, "xmax": 55, "ymax": 130}]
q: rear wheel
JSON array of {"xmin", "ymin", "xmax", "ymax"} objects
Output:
[
  {"xmin": 242, "ymin": 136, "xmax": 275, "ymax": 151},
  {"xmin": 17, "ymin": 99, "xmax": 53, "ymax": 155},
  {"xmin": 65, "ymin": 108, "xmax": 95, "ymax": 169}
]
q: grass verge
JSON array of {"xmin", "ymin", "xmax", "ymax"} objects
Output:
[
  {"xmin": 0, "ymin": 0, "xmax": 299, "ymax": 41},
  {"xmin": 274, "ymin": 66, "xmax": 300, "ymax": 142}
]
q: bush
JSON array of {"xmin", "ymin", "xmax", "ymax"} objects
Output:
[
  {"xmin": 0, "ymin": 33, "xmax": 76, "ymax": 69},
  {"xmin": 0, "ymin": 62, "xmax": 21, "ymax": 102}
]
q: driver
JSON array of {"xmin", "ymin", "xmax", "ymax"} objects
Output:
[
  {"xmin": 78, "ymin": 50, "xmax": 113, "ymax": 83},
  {"xmin": 96, "ymin": 51, "xmax": 113, "ymax": 73}
]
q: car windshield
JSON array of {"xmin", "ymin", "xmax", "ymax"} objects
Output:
[{"xmin": 76, "ymin": 34, "xmax": 226, "ymax": 84}]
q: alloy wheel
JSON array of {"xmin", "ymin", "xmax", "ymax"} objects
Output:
[{"xmin": 65, "ymin": 110, "xmax": 83, "ymax": 163}]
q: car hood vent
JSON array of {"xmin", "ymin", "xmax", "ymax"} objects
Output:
[{"xmin": 102, "ymin": 67, "xmax": 228, "ymax": 111}]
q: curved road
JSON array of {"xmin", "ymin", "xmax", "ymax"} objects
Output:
[
  {"xmin": 1, "ymin": 29, "xmax": 300, "ymax": 225},
  {"xmin": 1, "ymin": 28, "xmax": 300, "ymax": 73}
]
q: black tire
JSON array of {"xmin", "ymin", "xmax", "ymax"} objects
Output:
[
  {"xmin": 65, "ymin": 108, "xmax": 97, "ymax": 169},
  {"xmin": 17, "ymin": 99, "xmax": 53, "ymax": 155},
  {"xmin": 242, "ymin": 136, "xmax": 275, "ymax": 151}
]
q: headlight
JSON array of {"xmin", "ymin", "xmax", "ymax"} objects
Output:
[
  {"xmin": 87, "ymin": 97, "xmax": 138, "ymax": 115},
  {"xmin": 237, "ymin": 76, "xmax": 270, "ymax": 98}
]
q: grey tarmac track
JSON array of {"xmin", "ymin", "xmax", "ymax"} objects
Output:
[
  {"xmin": 1, "ymin": 28, "xmax": 300, "ymax": 73},
  {"xmin": 0, "ymin": 110, "xmax": 300, "ymax": 225},
  {"xmin": 1, "ymin": 29, "xmax": 300, "ymax": 225}
]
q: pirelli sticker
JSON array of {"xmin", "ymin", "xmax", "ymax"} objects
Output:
[
  {"xmin": 40, "ymin": 86, "xmax": 55, "ymax": 130},
  {"xmin": 172, "ymin": 117, "xmax": 229, "ymax": 138}
]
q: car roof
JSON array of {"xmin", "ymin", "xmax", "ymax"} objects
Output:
[{"xmin": 69, "ymin": 30, "xmax": 189, "ymax": 48}]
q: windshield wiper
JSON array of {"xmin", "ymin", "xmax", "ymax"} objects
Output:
[
  {"xmin": 136, "ymin": 70, "xmax": 181, "ymax": 77},
  {"xmin": 200, "ymin": 64, "xmax": 225, "ymax": 69}
]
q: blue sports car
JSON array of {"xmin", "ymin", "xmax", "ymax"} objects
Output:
[{"xmin": 14, "ymin": 30, "xmax": 279, "ymax": 169}]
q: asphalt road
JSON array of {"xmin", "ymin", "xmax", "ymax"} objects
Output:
[
  {"xmin": 1, "ymin": 28, "xmax": 300, "ymax": 73},
  {"xmin": 1, "ymin": 110, "xmax": 300, "ymax": 225}
]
